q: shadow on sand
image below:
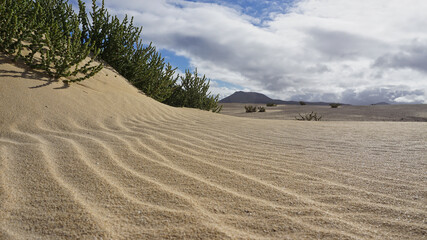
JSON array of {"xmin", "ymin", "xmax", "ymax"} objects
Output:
[{"xmin": 0, "ymin": 54, "xmax": 69, "ymax": 89}]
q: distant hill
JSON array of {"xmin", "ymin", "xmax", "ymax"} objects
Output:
[
  {"xmin": 219, "ymin": 91, "xmax": 281, "ymax": 104},
  {"xmin": 219, "ymin": 91, "xmax": 334, "ymax": 105},
  {"xmin": 371, "ymin": 102, "xmax": 390, "ymax": 105}
]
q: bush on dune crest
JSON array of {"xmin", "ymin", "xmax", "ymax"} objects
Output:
[
  {"xmin": 0, "ymin": 0, "xmax": 220, "ymax": 112},
  {"xmin": 80, "ymin": 0, "xmax": 179, "ymax": 102},
  {"xmin": 165, "ymin": 69, "xmax": 222, "ymax": 112},
  {"xmin": 0, "ymin": 0, "xmax": 103, "ymax": 82},
  {"xmin": 81, "ymin": 0, "xmax": 220, "ymax": 110}
]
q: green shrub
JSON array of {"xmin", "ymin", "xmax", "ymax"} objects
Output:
[
  {"xmin": 329, "ymin": 103, "xmax": 341, "ymax": 108},
  {"xmin": 266, "ymin": 103, "xmax": 277, "ymax": 107},
  {"xmin": 0, "ymin": 0, "xmax": 221, "ymax": 111},
  {"xmin": 295, "ymin": 112, "xmax": 322, "ymax": 121},
  {"xmin": 81, "ymin": 0, "xmax": 178, "ymax": 102},
  {"xmin": 0, "ymin": 0, "xmax": 31, "ymax": 55},
  {"xmin": 245, "ymin": 105, "xmax": 257, "ymax": 113},
  {"xmin": 165, "ymin": 69, "xmax": 222, "ymax": 112},
  {"xmin": 211, "ymin": 104, "xmax": 223, "ymax": 113},
  {"xmin": 299, "ymin": 101, "xmax": 306, "ymax": 105},
  {"xmin": 83, "ymin": 0, "xmax": 219, "ymax": 109},
  {"xmin": 0, "ymin": 0, "xmax": 103, "ymax": 82},
  {"xmin": 258, "ymin": 106, "xmax": 266, "ymax": 112}
]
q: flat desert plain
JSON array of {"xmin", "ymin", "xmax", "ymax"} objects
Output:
[
  {"xmin": 219, "ymin": 103, "xmax": 427, "ymax": 122},
  {"xmin": 1, "ymin": 55, "xmax": 426, "ymax": 239}
]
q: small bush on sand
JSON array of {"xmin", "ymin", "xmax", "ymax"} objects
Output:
[
  {"xmin": 266, "ymin": 103, "xmax": 277, "ymax": 107},
  {"xmin": 295, "ymin": 112, "xmax": 322, "ymax": 121},
  {"xmin": 330, "ymin": 103, "xmax": 341, "ymax": 108},
  {"xmin": 245, "ymin": 105, "xmax": 257, "ymax": 113},
  {"xmin": 299, "ymin": 101, "xmax": 306, "ymax": 105},
  {"xmin": 258, "ymin": 106, "xmax": 266, "ymax": 112}
]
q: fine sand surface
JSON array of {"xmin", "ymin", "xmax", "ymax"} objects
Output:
[
  {"xmin": 1, "ymin": 54, "xmax": 426, "ymax": 239},
  {"xmin": 219, "ymin": 103, "xmax": 427, "ymax": 122}
]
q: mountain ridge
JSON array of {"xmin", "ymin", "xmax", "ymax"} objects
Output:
[{"xmin": 219, "ymin": 91, "xmax": 338, "ymax": 105}]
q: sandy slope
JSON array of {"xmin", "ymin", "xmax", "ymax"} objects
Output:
[{"xmin": 1, "ymin": 54, "xmax": 426, "ymax": 239}]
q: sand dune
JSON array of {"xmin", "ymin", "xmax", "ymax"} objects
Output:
[{"xmin": 1, "ymin": 54, "xmax": 426, "ymax": 239}]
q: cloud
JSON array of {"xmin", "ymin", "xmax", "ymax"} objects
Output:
[
  {"xmin": 374, "ymin": 40, "xmax": 427, "ymax": 73},
  {"xmin": 306, "ymin": 28, "xmax": 388, "ymax": 60},
  {"xmin": 209, "ymin": 80, "xmax": 250, "ymax": 99},
  {"xmin": 86, "ymin": 0, "xmax": 427, "ymax": 104},
  {"xmin": 341, "ymin": 87, "xmax": 426, "ymax": 105},
  {"xmin": 286, "ymin": 86, "xmax": 426, "ymax": 105}
]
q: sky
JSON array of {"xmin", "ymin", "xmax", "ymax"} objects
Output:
[{"xmin": 75, "ymin": 0, "xmax": 427, "ymax": 104}]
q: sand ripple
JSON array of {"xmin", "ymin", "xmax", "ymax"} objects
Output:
[
  {"xmin": 1, "ymin": 114, "xmax": 425, "ymax": 239},
  {"xmin": 1, "ymin": 56, "xmax": 426, "ymax": 239}
]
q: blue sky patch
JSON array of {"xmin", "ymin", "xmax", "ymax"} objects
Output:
[
  {"xmin": 212, "ymin": 79, "xmax": 243, "ymax": 89},
  {"xmin": 185, "ymin": 0, "xmax": 294, "ymax": 21},
  {"xmin": 159, "ymin": 49, "xmax": 192, "ymax": 72}
]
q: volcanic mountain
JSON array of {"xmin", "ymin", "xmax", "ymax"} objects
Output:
[{"xmin": 219, "ymin": 91, "xmax": 331, "ymax": 105}]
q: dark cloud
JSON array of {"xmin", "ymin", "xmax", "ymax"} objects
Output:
[
  {"xmin": 307, "ymin": 28, "xmax": 387, "ymax": 59},
  {"xmin": 167, "ymin": 34, "xmax": 235, "ymax": 61},
  {"xmin": 306, "ymin": 64, "xmax": 330, "ymax": 73},
  {"xmin": 287, "ymin": 87, "xmax": 425, "ymax": 105},
  {"xmin": 374, "ymin": 42, "xmax": 427, "ymax": 73},
  {"xmin": 289, "ymin": 91, "xmax": 339, "ymax": 103},
  {"xmin": 341, "ymin": 88, "xmax": 425, "ymax": 105}
]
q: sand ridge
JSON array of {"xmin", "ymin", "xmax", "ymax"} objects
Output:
[{"xmin": 1, "ymin": 54, "xmax": 426, "ymax": 239}]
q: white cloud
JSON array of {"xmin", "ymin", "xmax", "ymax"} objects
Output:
[
  {"xmin": 394, "ymin": 95, "xmax": 425, "ymax": 103},
  {"xmin": 209, "ymin": 82, "xmax": 249, "ymax": 100},
  {"xmin": 95, "ymin": 0, "xmax": 427, "ymax": 104}
]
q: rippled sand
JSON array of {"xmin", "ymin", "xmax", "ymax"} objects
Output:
[{"xmin": 1, "ymin": 55, "xmax": 426, "ymax": 239}]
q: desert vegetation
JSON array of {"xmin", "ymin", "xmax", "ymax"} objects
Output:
[
  {"xmin": 164, "ymin": 69, "xmax": 222, "ymax": 112},
  {"xmin": 244, "ymin": 105, "xmax": 266, "ymax": 113},
  {"xmin": 0, "ymin": 0, "xmax": 221, "ymax": 112},
  {"xmin": 295, "ymin": 111, "xmax": 322, "ymax": 121},
  {"xmin": 244, "ymin": 105, "xmax": 257, "ymax": 112},
  {"xmin": 266, "ymin": 103, "xmax": 277, "ymax": 107},
  {"xmin": 0, "ymin": 0, "xmax": 103, "ymax": 82},
  {"xmin": 299, "ymin": 101, "xmax": 306, "ymax": 105},
  {"xmin": 330, "ymin": 103, "xmax": 341, "ymax": 108}
]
